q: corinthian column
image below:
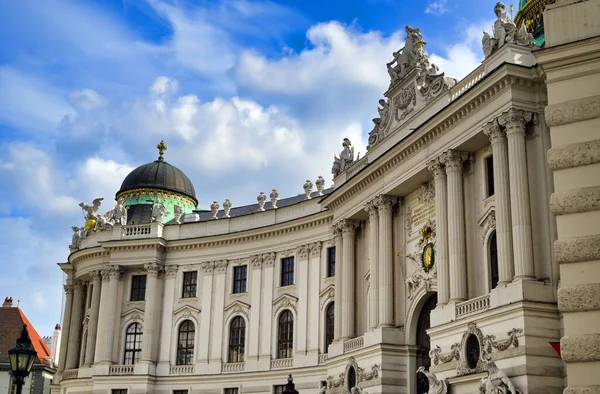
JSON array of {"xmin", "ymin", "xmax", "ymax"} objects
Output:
[
  {"xmin": 340, "ymin": 219, "xmax": 358, "ymax": 339},
  {"xmin": 84, "ymin": 271, "xmax": 102, "ymax": 366},
  {"xmin": 484, "ymin": 120, "xmax": 514, "ymax": 285},
  {"xmin": 427, "ymin": 158, "xmax": 449, "ymax": 305},
  {"xmin": 441, "ymin": 149, "xmax": 469, "ymax": 302},
  {"xmin": 96, "ymin": 265, "xmax": 121, "ymax": 363},
  {"xmin": 140, "ymin": 263, "xmax": 160, "ymax": 363},
  {"xmin": 499, "ymin": 108, "xmax": 535, "ymax": 280},
  {"xmin": 365, "ymin": 200, "xmax": 379, "ymax": 330},
  {"xmin": 332, "ymin": 225, "xmax": 343, "ymax": 341},
  {"xmin": 58, "ymin": 281, "xmax": 73, "ymax": 372},
  {"xmin": 375, "ymin": 195, "xmax": 397, "ymax": 327},
  {"xmin": 65, "ymin": 281, "xmax": 85, "ymax": 369}
]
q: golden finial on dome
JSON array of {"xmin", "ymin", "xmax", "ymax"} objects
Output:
[{"xmin": 157, "ymin": 140, "xmax": 168, "ymax": 161}]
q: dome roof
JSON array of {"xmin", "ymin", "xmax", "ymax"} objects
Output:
[{"xmin": 116, "ymin": 142, "xmax": 197, "ymax": 204}]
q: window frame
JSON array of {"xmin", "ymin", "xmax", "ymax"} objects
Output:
[
  {"xmin": 325, "ymin": 302, "xmax": 335, "ymax": 352},
  {"xmin": 123, "ymin": 323, "xmax": 143, "ymax": 365},
  {"xmin": 111, "ymin": 390, "xmax": 128, "ymax": 394},
  {"xmin": 224, "ymin": 389, "xmax": 239, "ymax": 394},
  {"xmin": 327, "ymin": 247, "xmax": 336, "ymax": 277},
  {"xmin": 277, "ymin": 310, "xmax": 294, "ymax": 359},
  {"xmin": 173, "ymin": 391, "xmax": 188, "ymax": 394},
  {"xmin": 274, "ymin": 385, "xmax": 287, "ymax": 394},
  {"xmin": 280, "ymin": 257, "xmax": 295, "ymax": 287},
  {"xmin": 130, "ymin": 275, "xmax": 147, "ymax": 302},
  {"xmin": 176, "ymin": 320, "xmax": 195, "ymax": 365},
  {"xmin": 485, "ymin": 155, "xmax": 495, "ymax": 197},
  {"xmin": 232, "ymin": 265, "xmax": 248, "ymax": 294},
  {"xmin": 228, "ymin": 316, "xmax": 246, "ymax": 363},
  {"xmin": 181, "ymin": 271, "xmax": 198, "ymax": 299},
  {"xmin": 489, "ymin": 231, "xmax": 499, "ymax": 290}
]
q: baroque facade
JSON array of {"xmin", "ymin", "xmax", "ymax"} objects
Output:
[{"xmin": 52, "ymin": 1, "xmax": 600, "ymax": 394}]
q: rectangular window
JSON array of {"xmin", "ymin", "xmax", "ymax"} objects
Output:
[
  {"xmin": 224, "ymin": 389, "xmax": 239, "ymax": 394},
  {"xmin": 173, "ymin": 391, "xmax": 188, "ymax": 394},
  {"xmin": 486, "ymin": 155, "xmax": 495, "ymax": 197},
  {"xmin": 274, "ymin": 386, "xmax": 287, "ymax": 394},
  {"xmin": 130, "ymin": 275, "xmax": 146, "ymax": 301},
  {"xmin": 233, "ymin": 266, "xmax": 247, "ymax": 294},
  {"xmin": 112, "ymin": 390, "xmax": 128, "ymax": 394},
  {"xmin": 327, "ymin": 247, "xmax": 336, "ymax": 277},
  {"xmin": 182, "ymin": 271, "xmax": 197, "ymax": 298},
  {"xmin": 280, "ymin": 257, "xmax": 295, "ymax": 287}
]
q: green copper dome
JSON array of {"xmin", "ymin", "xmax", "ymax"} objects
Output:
[{"xmin": 515, "ymin": 0, "xmax": 551, "ymax": 47}]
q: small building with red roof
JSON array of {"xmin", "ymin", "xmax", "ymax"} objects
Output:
[{"xmin": 0, "ymin": 297, "xmax": 57, "ymax": 394}]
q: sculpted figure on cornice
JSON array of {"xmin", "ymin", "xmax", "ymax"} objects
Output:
[
  {"xmin": 331, "ymin": 138, "xmax": 357, "ymax": 178},
  {"xmin": 223, "ymin": 198, "xmax": 233, "ymax": 218},
  {"xmin": 478, "ymin": 355, "xmax": 520, "ymax": 394},
  {"xmin": 151, "ymin": 198, "xmax": 168, "ymax": 223},
  {"xmin": 257, "ymin": 192, "xmax": 267, "ymax": 211},
  {"xmin": 173, "ymin": 205, "xmax": 184, "ymax": 224},
  {"xmin": 303, "ymin": 180, "xmax": 313, "ymax": 200},
  {"xmin": 270, "ymin": 189, "xmax": 279, "ymax": 209},
  {"xmin": 210, "ymin": 201, "xmax": 220, "ymax": 219},
  {"xmin": 417, "ymin": 366, "xmax": 448, "ymax": 394},
  {"xmin": 315, "ymin": 176, "xmax": 325, "ymax": 196},
  {"xmin": 69, "ymin": 226, "xmax": 82, "ymax": 252},
  {"xmin": 387, "ymin": 26, "xmax": 429, "ymax": 84},
  {"xmin": 113, "ymin": 198, "xmax": 127, "ymax": 226},
  {"xmin": 482, "ymin": 2, "xmax": 533, "ymax": 58}
]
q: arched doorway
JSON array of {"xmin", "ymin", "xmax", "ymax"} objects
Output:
[{"xmin": 415, "ymin": 294, "xmax": 437, "ymax": 394}]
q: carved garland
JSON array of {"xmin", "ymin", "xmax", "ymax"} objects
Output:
[{"xmin": 326, "ymin": 358, "xmax": 380, "ymax": 389}]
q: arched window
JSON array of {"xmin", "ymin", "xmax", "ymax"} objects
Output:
[
  {"xmin": 489, "ymin": 231, "xmax": 499, "ymax": 289},
  {"xmin": 278, "ymin": 310, "xmax": 294, "ymax": 359},
  {"xmin": 228, "ymin": 316, "xmax": 246, "ymax": 362},
  {"xmin": 124, "ymin": 323, "xmax": 143, "ymax": 365},
  {"xmin": 176, "ymin": 320, "xmax": 195, "ymax": 365},
  {"xmin": 325, "ymin": 303, "xmax": 335, "ymax": 352}
]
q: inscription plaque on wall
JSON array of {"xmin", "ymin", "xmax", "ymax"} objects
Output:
[{"xmin": 405, "ymin": 181, "xmax": 435, "ymax": 238}]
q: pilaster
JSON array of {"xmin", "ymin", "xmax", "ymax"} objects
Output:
[
  {"xmin": 365, "ymin": 200, "xmax": 379, "ymax": 330},
  {"xmin": 427, "ymin": 158, "xmax": 449, "ymax": 306},
  {"xmin": 209, "ymin": 260, "xmax": 227, "ymax": 373},
  {"xmin": 197, "ymin": 262, "xmax": 214, "ymax": 369},
  {"xmin": 58, "ymin": 280, "xmax": 73, "ymax": 373},
  {"xmin": 83, "ymin": 271, "xmax": 101, "ymax": 367},
  {"xmin": 140, "ymin": 263, "xmax": 160, "ymax": 365},
  {"xmin": 374, "ymin": 195, "xmax": 397, "ymax": 327},
  {"xmin": 65, "ymin": 281, "xmax": 85, "ymax": 370},
  {"xmin": 332, "ymin": 225, "xmax": 343, "ymax": 342},
  {"xmin": 247, "ymin": 256, "xmax": 262, "ymax": 364},
  {"xmin": 259, "ymin": 253, "xmax": 275, "ymax": 369},
  {"xmin": 157, "ymin": 265, "xmax": 177, "ymax": 374},
  {"xmin": 340, "ymin": 219, "xmax": 358, "ymax": 339},
  {"xmin": 307, "ymin": 242, "xmax": 321, "ymax": 361}
]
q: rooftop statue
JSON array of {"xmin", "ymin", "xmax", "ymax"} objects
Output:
[
  {"xmin": 387, "ymin": 26, "xmax": 429, "ymax": 84},
  {"xmin": 113, "ymin": 198, "xmax": 127, "ymax": 226},
  {"xmin": 478, "ymin": 356, "xmax": 521, "ymax": 394},
  {"xmin": 151, "ymin": 198, "xmax": 169, "ymax": 223},
  {"xmin": 331, "ymin": 138, "xmax": 357, "ymax": 178},
  {"xmin": 482, "ymin": 2, "xmax": 533, "ymax": 58},
  {"xmin": 69, "ymin": 226, "xmax": 82, "ymax": 252}
]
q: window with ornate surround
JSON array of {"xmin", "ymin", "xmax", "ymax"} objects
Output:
[
  {"xmin": 181, "ymin": 271, "xmax": 197, "ymax": 298},
  {"xmin": 281, "ymin": 257, "xmax": 295, "ymax": 287}
]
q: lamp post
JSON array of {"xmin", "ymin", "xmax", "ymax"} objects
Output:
[
  {"xmin": 283, "ymin": 374, "xmax": 299, "ymax": 394},
  {"xmin": 8, "ymin": 325, "xmax": 37, "ymax": 394}
]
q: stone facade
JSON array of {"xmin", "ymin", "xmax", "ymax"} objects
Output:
[{"xmin": 51, "ymin": 2, "xmax": 600, "ymax": 394}]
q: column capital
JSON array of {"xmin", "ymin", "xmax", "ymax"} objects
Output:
[
  {"xmin": 373, "ymin": 195, "xmax": 398, "ymax": 213},
  {"xmin": 340, "ymin": 219, "xmax": 360, "ymax": 234},
  {"xmin": 201, "ymin": 261, "xmax": 214, "ymax": 275},
  {"xmin": 165, "ymin": 265, "xmax": 178, "ymax": 278},
  {"xmin": 296, "ymin": 244, "xmax": 310, "ymax": 259},
  {"xmin": 89, "ymin": 270, "xmax": 102, "ymax": 282},
  {"xmin": 331, "ymin": 223, "xmax": 343, "ymax": 237},
  {"xmin": 483, "ymin": 119, "xmax": 506, "ymax": 144},
  {"xmin": 64, "ymin": 284, "xmax": 74, "ymax": 294},
  {"xmin": 365, "ymin": 199, "xmax": 379, "ymax": 217},
  {"xmin": 250, "ymin": 255, "xmax": 263, "ymax": 270},
  {"xmin": 72, "ymin": 280, "xmax": 85, "ymax": 291},
  {"xmin": 214, "ymin": 260, "xmax": 228, "ymax": 274},
  {"xmin": 108, "ymin": 265, "xmax": 123, "ymax": 280},
  {"xmin": 144, "ymin": 262, "xmax": 161, "ymax": 277},
  {"xmin": 440, "ymin": 149, "xmax": 469, "ymax": 172},
  {"xmin": 498, "ymin": 108, "xmax": 533, "ymax": 136},
  {"xmin": 427, "ymin": 158, "xmax": 446, "ymax": 179},
  {"xmin": 309, "ymin": 241, "xmax": 322, "ymax": 258}
]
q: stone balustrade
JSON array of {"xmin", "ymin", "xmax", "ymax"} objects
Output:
[
  {"xmin": 221, "ymin": 362, "xmax": 245, "ymax": 373},
  {"xmin": 343, "ymin": 336, "xmax": 364, "ymax": 353},
  {"xmin": 108, "ymin": 365, "xmax": 134, "ymax": 375},
  {"xmin": 455, "ymin": 294, "xmax": 491, "ymax": 319},
  {"xmin": 169, "ymin": 364, "xmax": 195, "ymax": 375},
  {"xmin": 122, "ymin": 224, "xmax": 152, "ymax": 237},
  {"xmin": 270, "ymin": 358, "xmax": 293, "ymax": 369}
]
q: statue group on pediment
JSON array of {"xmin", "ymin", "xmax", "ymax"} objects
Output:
[
  {"xmin": 387, "ymin": 26, "xmax": 429, "ymax": 83},
  {"xmin": 331, "ymin": 138, "xmax": 358, "ymax": 178},
  {"xmin": 482, "ymin": 2, "xmax": 533, "ymax": 58},
  {"xmin": 69, "ymin": 197, "xmax": 129, "ymax": 252}
]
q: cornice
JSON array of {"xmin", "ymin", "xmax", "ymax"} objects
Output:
[
  {"xmin": 69, "ymin": 248, "xmax": 110, "ymax": 265},
  {"xmin": 100, "ymin": 238, "xmax": 168, "ymax": 252},
  {"xmin": 322, "ymin": 65, "xmax": 542, "ymax": 212},
  {"xmin": 167, "ymin": 212, "xmax": 332, "ymax": 252}
]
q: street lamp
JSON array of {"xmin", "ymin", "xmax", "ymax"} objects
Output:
[
  {"xmin": 8, "ymin": 325, "xmax": 37, "ymax": 394},
  {"xmin": 283, "ymin": 374, "xmax": 299, "ymax": 394}
]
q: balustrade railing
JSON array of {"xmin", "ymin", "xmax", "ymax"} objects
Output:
[
  {"xmin": 343, "ymin": 336, "xmax": 364, "ymax": 353},
  {"xmin": 169, "ymin": 364, "xmax": 195, "ymax": 375},
  {"xmin": 108, "ymin": 365, "xmax": 134, "ymax": 375},
  {"xmin": 455, "ymin": 294, "xmax": 490, "ymax": 319},
  {"xmin": 221, "ymin": 362, "xmax": 245, "ymax": 373},
  {"xmin": 450, "ymin": 67, "xmax": 486, "ymax": 101},
  {"xmin": 270, "ymin": 358, "xmax": 293, "ymax": 369},
  {"xmin": 122, "ymin": 224, "xmax": 152, "ymax": 237}
]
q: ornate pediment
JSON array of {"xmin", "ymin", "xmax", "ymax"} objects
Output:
[
  {"xmin": 121, "ymin": 307, "xmax": 144, "ymax": 323},
  {"xmin": 273, "ymin": 293, "xmax": 298, "ymax": 316},
  {"xmin": 173, "ymin": 305, "xmax": 201, "ymax": 320},
  {"xmin": 367, "ymin": 26, "xmax": 457, "ymax": 151},
  {"xmin": 319, "ymin": 285, "xmax": 335, "ymax": 309},
  {"xmin": 478, "ymin": 207, "xmax": 496, "ymax": 242},
  {"xmin": 224, "ymin": 300, "xmax": 250, "ymax": 322}
]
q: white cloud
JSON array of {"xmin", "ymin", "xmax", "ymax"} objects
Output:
[
  {"xmin": 68, "ymin": 89, "xmax": 106, "ymax": 112},
  {"xmin": 425, "ymin": 0, "xmax": 449, "ymax": 15}
]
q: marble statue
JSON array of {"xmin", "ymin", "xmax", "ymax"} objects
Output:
[
  {"xmin": 173, "ymin": 205, "xmax": 184, "ymax": 224},
  {"xmin": 210, "ymin": 201, "xmax": 220, "ymax": 219},
  {"xmin": 303, "ymin": 180, "xmax": 313, "ymax": 199},
  {"xmin": 223, "ymin": 199, "xmax": 232, "ymax": 218},
  {"xmin": 479, "ymin": 356, "xmax": 519, "ymax": 394},
  {"xmin": 151, "ymin": 199, "xmax": 168, "ymax": 223},
  {"xmin": 417, "ymin": 366, "xmax": 448, "ymax": 394},
  {"xmin": 270, "ymin": 189, "xmax": 279, "ymax": 209},
  {"xmin": 331, "ymin": 138, "xmax": 357, "ymax": 178},
  {"xmin": 316, "ymin": 176, "xmax": 325, "ymax": 196},
  {"xmin": 113, "ymin": 198, "xmax": 127, "ymax": 226},
  {"xmin": 482, "ymin": 2, "xmax": 532, "ymax": 58},
  {"xmin": 96, "ymin": 212, "xmax": 114, "ymax": 230},
  {"xmin": 372, "ymin": 98, "xmax": 390, "ymax": 129},
  {"xmin": 69, "ymin": 226, "xmax": 81, "ymax": 251},
  {"xmin": 387, "ymin": 26, "xmax": 429, "ymax": 83},
  {"xmin": 257, "ymin": 192, "xmax": 267, "ymax": 211}
]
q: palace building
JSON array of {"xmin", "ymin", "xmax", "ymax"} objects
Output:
[{"xmin": 51, "ymin": 1, "xmax": 600, "ymax": 394}]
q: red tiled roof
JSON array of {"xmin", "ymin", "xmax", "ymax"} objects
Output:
[{"xmin": 0, "ymin": 306, "xmax": 52, "ymax": 366}]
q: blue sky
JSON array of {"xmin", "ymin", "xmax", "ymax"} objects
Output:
[{"xmin": 0, "ymin": 0, "xmax": 500, "ymax": 336}]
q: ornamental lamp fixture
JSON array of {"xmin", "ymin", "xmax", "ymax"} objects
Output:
[
  {"xmin": 8, "ymin": 325, "xmax": 37, "ymax": 394},
  {"xmin": 283, "ymin": 374, "xmax": 299, "ymax": 394}
]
